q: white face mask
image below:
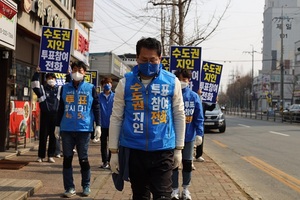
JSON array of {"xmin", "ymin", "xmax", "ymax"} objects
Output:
[
  {"xmin": 47, "ymin": 79, "xmax": 56, "ymax": 87},
  {"xmin": 180, "ymin": 81, "xmax": 189, "ymax": 89},
  {"xmin": 72, "ymin": 72, "xmax": 84, "ymax": 81}
]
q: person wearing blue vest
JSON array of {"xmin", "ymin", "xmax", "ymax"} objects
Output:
[
  {"xmin": 194, "ymin": 89, "xmax": 215, "ymax": 163},
  {"xmin": 54, "ymin": 61, "xmax": 101, "ymax": 198},
  {"xmin": 172, "ymin": 69, "xmax": 204, "ymax": 200},
  {"xmin": 109, "ymin": 37, "xmax": 186, "ymax": 200},
  {"xmin": 98, "ymin": 77, "xmax": 115, "ymax": 169}
]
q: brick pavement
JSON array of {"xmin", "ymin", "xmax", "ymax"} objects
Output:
[{"xmin": 0, "ymin": 141, "xmax": 252, "ymax": 200}]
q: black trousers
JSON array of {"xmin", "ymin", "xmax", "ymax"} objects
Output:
[
  {"xmin": 100, "ymin": 128, "xmax": 111, "ymax": 163},
  {"xmin": 38, "ymin": 112, "xmax": 56, "ymax": 158},
  {"xmin": 129, "ymin": 149, "xmax": 173, "ymax": 200},
  {"xmin": 195, "ymin": 134, "xmax": 204, "ymax": 159}
]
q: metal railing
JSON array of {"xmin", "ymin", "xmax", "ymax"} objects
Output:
[{"xmin": 223, "ymin": 108, "xmax": 300, "ymax": 124}]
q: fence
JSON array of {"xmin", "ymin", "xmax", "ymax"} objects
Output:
[{"xmin": 223, "ymin": 108, "xmax": 300, "ymax": 124}]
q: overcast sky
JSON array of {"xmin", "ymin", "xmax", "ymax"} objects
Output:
[{"xmin": 90, "ymin": 0, "xmax": 265, "ymax": 91}]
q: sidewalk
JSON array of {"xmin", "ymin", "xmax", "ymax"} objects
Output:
[{"xmin": 0, "ymin": 141, "xmax": 252, "ymax": 200}]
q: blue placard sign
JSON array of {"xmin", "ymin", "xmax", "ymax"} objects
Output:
[
  {"xmin": 200, "ymin": 61, "xmax": 223, "ymax": 103},
  {"xmin": 170, "ymin": 46, "xmax": 202, "ymax": 92},
  {"xmin": 39, "ymin": 26, "xmax": 73, "ymax": 73}
]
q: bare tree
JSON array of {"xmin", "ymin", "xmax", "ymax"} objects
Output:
[
  {"xmin": 226, "ymin": 74, "xmax": 252, "ymax": 108},
  {"xmin": 149, "ymin": 0, "xmax": 231, "ymax": 55}
]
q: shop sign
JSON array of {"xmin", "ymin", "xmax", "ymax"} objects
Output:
[
  {"xmin": 0, "ymin": 0, "xmax": 17, "ymax": 50},
  {"xmin": 112, "ymin": 57, "xmax": 121, "ymax": 77},
  {"xmin": 294, "ymin": 90, "xmax": 300, "ymax": 97},
  {"xmin": 74, "ymin": 29, "xmax": 89, "ymax": 54},
  {"xmin": 22, "ymin": 0, "xmax": 32, "ymax": 13},
  {"xmin": 0, "ymin": 0, "xmax": 17, "ymax": 19},
  {"xmin": 32, "ymin": 0, "xmax": 65, "ymax": 28},
  {"xmin": 76, "ymin": 0, "xmax": 94, "ymax": 22},
  {"xmin": 71, "ymin": 19, "xmax": 89, "ymax": 65}
]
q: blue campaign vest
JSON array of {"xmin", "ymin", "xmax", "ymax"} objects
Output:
[
  {"xmin": 182, "ymin": 87, "xmax": 204, "ymax": 142},
  {"xmin": 60, "ymin": 81, "xmax": 95, "ymax": 132},
  {"xmin": 99, "ymin": 91, "xmax": 115, "ymax": 128},
  {"xmin": 120, "ymin": 67, "xmax": 176, "ymax": 151}
]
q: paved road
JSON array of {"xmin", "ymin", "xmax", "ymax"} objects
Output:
[
  {"xmin": 205, "ymin": 115, "xmax": 300, "ymax": 200},
  {"xmin": 0, "ymin": 140, "xmax": 253, "ymax": 200}
]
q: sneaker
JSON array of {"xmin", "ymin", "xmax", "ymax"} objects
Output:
[
  {"xmin": 171, "ymin": 188, "xmax": 180, "ymax": 200},
  {"xmin": 36, "ymin": 157, "xmax": 43, "ymax": 163},
  {"xmin": 178, "ymin": 163, "xmax": 182, "ymax": 170},
  {"xmin": 100, "ymin": 162, "xmax": 110, "ymax": 169},
  {"xmin": 194, "ymin": 156, "xmax": 205, "ymax": 162},
  {"xmin": 192, "ymin": 163, "xmax": 196, "ymax": 170},
  {"xmin": 55, "ymin": 154, "xmax": 61, "ymax": 158},
  {"xmin": 64, "ymin": 188, "xmax": 76, "ymax": 198},
  {"xmin": 182, "ymin": 188, "xmax": 192, "ymax": 200},
  {"xmin": 92, "ymin": 138, "xmax": 100, "ymax": 143},
  {"xmin": 82, "ymin": 186, "xmax": 91, "ymax": 197},
  {"xmin": 48, "ymin": 157, "xmax": 55, "ymax": 163}
]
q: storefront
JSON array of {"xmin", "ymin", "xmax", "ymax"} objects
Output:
[
  {"xmin": 0, "ymin": 0, "xmax": 18, "ymax": 151},
  {"xmin": 1, "ymin": 0, "xmax": 74, "ymax": 151},
  {"xmin": 0, "ymin": 0, "xmax": 94, "ymax": 152}
]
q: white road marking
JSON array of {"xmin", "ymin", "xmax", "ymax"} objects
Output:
[
  {"xmin": 238, "ymin": 124, "xmax": 250, "ymax": 128},
  {"xmin": 269, "ymin": 131, "xmax": 289, "ymax": 137}
]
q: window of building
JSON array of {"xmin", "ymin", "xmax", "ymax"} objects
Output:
[
  {"xmin": 296, "ymin": 54, "xmax": 300, "ymax": 62},
  {"xmin": 11, "ymin": 63, "xmax": 33, "ymax": 101},
  {"xmin": 60, "ymin": 0, "xmax": 67, "ymax": 9},
  {"xmin": 58, "ymin": 0, "xmax": 72, "ymax": 11}
]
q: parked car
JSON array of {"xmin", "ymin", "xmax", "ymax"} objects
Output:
[
  {"xmin": 204, "ymin": 103, "xmax": 226, "ymax": 133},
  {"xmin": 282, "ymin": 104, "xmax": 300, "ymax": 122}
]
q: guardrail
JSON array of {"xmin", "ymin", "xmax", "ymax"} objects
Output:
[{"xmin": 223, "ymin": 108, "xmax": 300, "ymax": 124}]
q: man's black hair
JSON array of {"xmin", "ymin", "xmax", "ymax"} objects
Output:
[
  {"xmin": 174, "ymin": 68, "xmax": 192, "ymax": 79},
  {"xmin": 71, "ymin": 61, "xmax": 87, "ymax": 71},
  {"xmin": 45, "ymin": 73, "xmax": 56, "ymax": 79},
  {"xmin": 136, "ymin": 37, "xmax": 161, "ymax": 57}
]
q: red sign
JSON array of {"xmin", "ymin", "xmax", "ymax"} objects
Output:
[
  {"xmin": 75, "ymin": 29, "xmax": 89, "ymax": 54},
  {"xmin": 0, "ymin": 0, "xmax": 17, "ymax": 19},
  {"xmin": 9, "ymin": 101, "xmax": 32, "ymax": 138}
]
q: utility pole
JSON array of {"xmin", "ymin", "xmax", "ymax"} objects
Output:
[
  {"xmin": 273, "ymin": 6, "xmax": 293, "ymax": 110},
  {"xmin": 251, "ymin": 45, "xmax": 254, "ymax": 111},
  {"xmin": 150, "ymin": 0, "xmax": 187, "ymax": 46},
  {"xmin": 280, "ymin": 7, "xmax": 284, "ymax": 110},
  {"xmin": 243, "ymin": 45, "xmax": 256, "ymax": 112},
  {"xmin": 160, "ymin": 6, "xmax": 166, "ymax": 55}
]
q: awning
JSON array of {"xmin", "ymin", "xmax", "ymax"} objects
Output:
[{"xmin": 0, "ymin": 0, "xmax": 17, "ymax": 19}]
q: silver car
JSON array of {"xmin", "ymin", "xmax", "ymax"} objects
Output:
[{"xmin": 204, "ymin": 103, "xmax": 226, "ymax": 133}]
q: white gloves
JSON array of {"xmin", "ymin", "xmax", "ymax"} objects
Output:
[
  {"xmin": 195, "ymin": 135, "xmax": 203, "ymax": 146},
  {"xmin": 173, "ymin": 149, "xmax": 182, "ymax": 169},
  {"xmin": 54, "ymin": 126, "xmax": 60, "ymax": 139},
  {"xmin": 110, "ymin": 153, "xmax": 119, "ymax": 174},
  {"xmin": 93, "ymin": 126, "xmax": 101, "ymax": 142}
]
